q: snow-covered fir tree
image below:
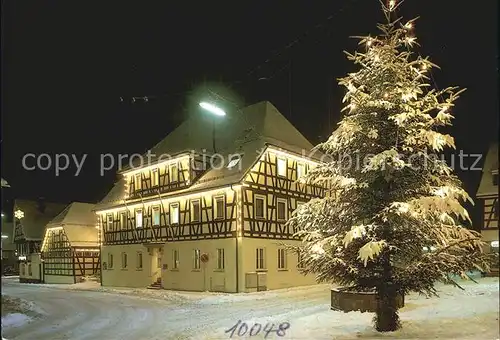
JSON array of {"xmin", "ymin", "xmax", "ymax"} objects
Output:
[{"xmin": 287, "ymin": 2, "xmax": 493, "ymax": 332}]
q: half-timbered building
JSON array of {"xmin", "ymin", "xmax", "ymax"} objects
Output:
[
  {"xmin": 95, "ymin": 101, "xmax": 326, "ymax": 292},
  {"xmin": 14, "ymin": 199, "xmax": 67, "ymax": 283},
  {"xmin": 41, "ymin": 202, "xmax": 100, "ymax": 284},
  {"xmin": 477, "ymin": 143, "xmax": 499, "ymax": 258}
]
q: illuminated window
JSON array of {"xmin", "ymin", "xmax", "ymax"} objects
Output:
[
  {"xmin": 151, "ymin": 168, "xmax": 159, "ymax": 187},
  {"xmin": 170, "ymin": 203, "xmax": 179, "ymax": 225},
  {"xmin": 107, "ymin": 214, "xmax": 114, "ymax": 231},
  {"xmin": 152, "ymin": 206, "xmax": 161, "ymax": 226},
  {"xmin": 135, "ymin": 210, "xmax": 143, "ymax": 228},
  {"xmin": 193, "ymin": 249, "xmax": 201, "ymax": 269},
  {"xmin": 214, "ymin": 196, "xmax": 225, "ymax": 219},
  {"xmin": 254, "ymin": 195, "xmax": 266, "ymax": 219},
  {"xmin": 135, "ymin": 174, "xmax": 142, "ymax": 190},
  {"xmin": 120, "ymin": 213, "xmax": 127, "ymax": 230},
  {"xmin": 277, "ymin": 157, "xmax": 287, "ymax": 177},
  {"xmin": 169, "ymin": 163, "xmax": 178, "ymax": 183},
  {"xmin": 256, "ymin": 248, "xmax": 266, "ymax": 270},
  {"xmin": 277, "ymin": 198, "xmax": 287, "ymax": 221},
  {"xmin": 191, "ymin": 200, "xmax": 200, "ymax": 222},
  {"xmin": 278, "ymin": 248, "xmax": 287, "ymax": 270},
  {"xmin": 297, "ymin": 163, "xmax": 306, "ymax": 179}
]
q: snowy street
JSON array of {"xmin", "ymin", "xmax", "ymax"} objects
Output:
[{"xmin": 1, "ymin": 276, "xmax": 499, "ymax": 340}]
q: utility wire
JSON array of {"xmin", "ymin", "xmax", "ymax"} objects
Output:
[{"xmin": 120, "ymin": 0, "xmax": 358, "ymax": 104}]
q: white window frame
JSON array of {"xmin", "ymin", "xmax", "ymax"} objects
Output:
[
  {"xmin": 214, "ymin": 196, "xmax": 225, "ymax": 220},
  {"xmin": 254, "ymin": 194, "xmax": 266, "ymax": 219},
  {"xmin": 277, "ymin": 198, "xmax": 287, "ymax": 221},
  {"xmin": 135, "ymin": 174, "xmax": 142, "ymax": 190},
  {"xmin": 216, "ymin": 248, "xmax": 225, "ymax": 270},
  {"xmin": 278, "ymin": 248, "xmax": 287, "ymax": 270},
  {"xmin": 120, "ymin": 212, "xmax": 127, "ymax": 230},
  {"xmin": 136, "ymin": 251, "xmax": 143, "ymax": 269},
  {"xmin": 256, "ymin": 248, "xmax": 266, "ymax": 270},
  {"xmin": 297, "ymin": 162, "xmax": 306, "ymax": 179},
  {"xmin": 107, "ymin": 214, "xmax": 114, "ymax": 231},
  {"xmin": 152, "ymin": 206, "xmax": 161, "ymax": 226},
  {"xmin": 172, "ymin": 249, "xmax": 179, "ymax": 269},
  {"xmin": 169, "ymin": 163, "xmax": 178, "ymax": 183},
  {"xmin": 170, "ymin": 203, "xmax": 179, "ymax": 225},
  {"xmin": 135, "ymin": 209, "xmax": 143, "ymax": 228},
  {"xmin": 151, "ymin": 168, "xmax": 159, "ymax": 187},
  {"xmin": 191, "ymin": 199, "xmax": 201, "ymax": 222},
  {"xmin": 121, "ymin": 252, "xmax": 128, "ymax": 269},
  {"xmin": 193, "ymin": 249, "xmax": 201, "ymax": 270},
  {"xmin": 277, "ymin": 157, "xmax": 287, "ymax": 177}
]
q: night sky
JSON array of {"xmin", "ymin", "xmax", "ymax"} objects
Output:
[{"xmin": 1, "ymin": 1, "xmax": 498, "ymax": 222}]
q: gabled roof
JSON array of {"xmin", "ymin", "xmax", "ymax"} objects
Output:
[
  {"xmin": 47, "ymin": 202, "xmax": 97, "ymax": 227},
  {"xmin": 477, "ymin": 143, "xmax": 499, "ymax": 197},
  {"xmin": 43, "ymin": 202, "xmax": 99, "ymax": 249},
  {"xmin": 14, "ymin": 199, "xmax": 67, "ymax": 240},
  {"xmin": 96, "ymin": 101, "xmax": 321, "ymax": 211},
  {"xmin": 123, "ymin": 101, "xmax": 314, "ymax": 169}
]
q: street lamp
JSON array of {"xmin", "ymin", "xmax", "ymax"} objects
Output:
[{"xmin": 199, "ymin": 101, "xmax": 226, "ymax": 153}]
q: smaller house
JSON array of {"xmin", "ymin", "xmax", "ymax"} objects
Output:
[
  {"xmin": 41, "ymin": 202, "xmax": 100, "ymax": 284},
  {"xmin": 15, "ymin": 199, "xmax": 67, "ymax": 283}
]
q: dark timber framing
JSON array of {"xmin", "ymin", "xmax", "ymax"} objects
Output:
[
  {"xmin": 42, "ymin": 228, "xmax": 100, "ymax": 282},
  {"xmin": 242, "ymin": 152, "xmax": 325, "ymax": 240}
]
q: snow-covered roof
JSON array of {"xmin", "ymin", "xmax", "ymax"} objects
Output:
[
  {"xmin": 477, "ymin": 143, "xmax": 499, "ymax": 198},
  {"xmin": 44, "ymin": 202, "xmax": 99, "ymax": 248},
  {"xmin": 47, "ymin": 202, "xmax": 97, "ymax": 227},
  {"xmin": 95, "ymin": 101, "xmax": 321, "ymax": 211},
  {"xmin": 14, "ymin": 199, "xmax": 67, "ymax": 240}
]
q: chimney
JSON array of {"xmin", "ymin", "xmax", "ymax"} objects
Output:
[{"xmin": 37, "ymin": 197, "xmax": 46, "ymax": 214}]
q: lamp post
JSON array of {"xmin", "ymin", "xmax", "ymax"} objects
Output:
[{"xmin": 199, "ymin": 102, "xmax": 226, "ymax": 153}]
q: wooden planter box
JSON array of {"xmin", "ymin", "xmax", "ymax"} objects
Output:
[{"xmin": 331, "ymin": 288, "xmax": 404, "ymax": 313}]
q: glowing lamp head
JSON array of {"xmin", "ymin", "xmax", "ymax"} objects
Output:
[
  {"xmin": 199, "ymin": 102, "xmax": 226, "ymax": 116},
  {"xmin": 1, "ymin": 235, "xmax": 8, "ymax": 239}
]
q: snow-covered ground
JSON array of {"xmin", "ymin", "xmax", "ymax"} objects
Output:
[{"xmin": 1, "ymin": 275, "xmax": 498, "ymax": 339}]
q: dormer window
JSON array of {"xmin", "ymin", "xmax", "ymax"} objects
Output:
[
  {"xmin": 169, "ymin": 163, "xmax": 178, "ymax": 183},
  {"xmin": 151, "ymin": 168, "xmax": 159, "ymax": 187},
  {"xmin": 297, "ymin": 163, "xmax": 306, "ymax": 179},
  {"xmin": 277, "ymin": 157, "xmax": 287, "ymax": 177},
  {"xmin": 134, "ymin": 174, "xmax": 142, "ymax": 191}
]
